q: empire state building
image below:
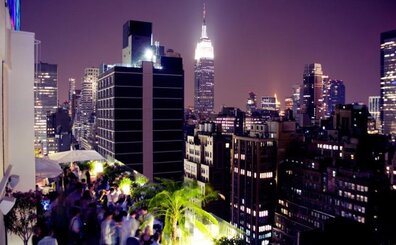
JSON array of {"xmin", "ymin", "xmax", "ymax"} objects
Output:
[{"xmin": 194, "ymin": 4, "xmax": 214, "ymax": 120}]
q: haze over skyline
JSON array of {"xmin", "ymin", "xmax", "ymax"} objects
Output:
[{"xmin": 22, "ymin": 0, "xmax": 396, "ymax": 110}]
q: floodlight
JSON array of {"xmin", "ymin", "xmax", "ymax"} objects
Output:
[{"xmin": 8, "ymin": 175, "xmax": 19, "ymax": 189}]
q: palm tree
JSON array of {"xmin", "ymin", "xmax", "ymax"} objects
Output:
[{"xmin": 149, "ymin": 180, "xmax": 218, "ymax": 245}]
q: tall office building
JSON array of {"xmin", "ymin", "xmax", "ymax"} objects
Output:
[
  {"xmin": 300, "ymin": 63, "xmax": 324, "ymax": 125},
  {"xmin": 80, "ymin": 67, "xmax": 99, "ymax": 123},
  {"xmin": 122, "ymin": 20, "xmax": 153, "ymax": 67},
  {"xmin": 261, "ymin": 96, "xmax": 277, "ymax": 111},
  {"xmin": 47, "ymin": 107, "xmax": 72, "ymax": 154},
  {"xmin": 231, "ymin": 135, "xmax": 277, "ymax": 245},
  {"xmin": 380, "ymin": 30, "xmax": 396, "ymax": 137},
  {"xmin": 246, "ymin": 92, "xmax": 257, "ymax": 116},
  {"xmin": 291, "ymin": 84, "xmax": 301, "ymax": 122},
  {"xmin": 323, "ymin": 79, "xmax": 345, "ymax": 117},
  {"xmin": 194, "ymin": 4, "xmax": 215, "ymax": 120},
  {"xmin": 34, "ymin": 62, "xmax": 58, "ymax": 155},
  {"xmin": 369, "ymin": 96, "xmax": 381, "ymax": 131},
  {"xmin": 68, "ymin": 78, "xmax": 76, "ymax": 103},
  {"xmin": 97, "ymin": 20, "xmax": 184, "ymax": 180}
]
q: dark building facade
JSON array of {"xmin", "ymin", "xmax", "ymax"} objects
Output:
[
  {"xmin": 300, "ymin": 63, "xmax": 324, "ymax": 126},
  {"xmin": 97, "ymin": 56, "xmax": 184, "ymax": 181},
  {"xmin": 122, "ymin": 20, "xmax": 153, "ymax": 67},
  {"xmin": 231, "ymin": 135, "xmax": 277, "ymax": 245},
  {"xmin": 324, "ymin": 79, "xmax": 345, "ymax": 117},
  {"xmin": 272, "ymin": 104, "xmax": 393, "ymax": 245},
  {"xmin": 47, "ymin": 107, "xmax": 72, "ymax": 153}
]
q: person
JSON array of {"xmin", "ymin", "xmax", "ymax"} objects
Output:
[
  {"xmin": 68, "ymin": 207, "xmax": 83, "ymax": 245},
  {"xmin": 32, "ymin": 225, "xmax": 43, "ymax": 245},
  {"xmin": 70, "ymin": 162, "xmax": 81, "ymax": 180},
  {"xmin": 38, "ymin": 228, "xmax": 58, "ymax": 245},
  {"xmin": 100, "ymin": 211, "xmax": 115, "ymax": 245},
  {"xmin": 129, "ymin": 210, "xmax": 140, "ymax": 241},
  {"xmin": 140, "ymin": 226, "xmax": 153, "ymax": 245},
  {"xmin": 151, "ymin": 232, "xmax": 161, "ymax": 245},
  {"xmin": 140, "ymin": 207, "xmax": 154, "ymax": 233}
]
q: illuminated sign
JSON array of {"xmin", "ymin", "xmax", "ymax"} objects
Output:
[{"xmin": 5, "ymin": 0, "xmax": 21, "ymax": 31}]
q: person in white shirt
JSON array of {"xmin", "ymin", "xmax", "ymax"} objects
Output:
[
  {"xmin": 38, "ymin": 228, "xmax": 58, "ymax": 245},
  {"xmin": 100, "ymin": 211, "xmax": 115, "ymax": 245}
]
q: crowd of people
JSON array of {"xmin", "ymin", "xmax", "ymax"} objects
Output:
[{"xmin": 33, "ymin": 164, "xmax": 162, "ymax": 245}]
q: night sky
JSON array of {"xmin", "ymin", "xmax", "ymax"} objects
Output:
[{"xmin": 21, "ymin": 0, "xmax": 396, "ymax": 111}]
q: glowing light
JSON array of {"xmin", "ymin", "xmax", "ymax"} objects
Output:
[
  {"xmin": 92, "ymin": 161, "xmax": 104, "ymax": 175},
  {"xmin": 195, "ymin": 39, "xmax": 214, "ymax": 60},
  {"xmin": 144, "ymin": 48, "xmax": 154, "ymax": 61},
  {"xmin": 119, "ymin": 177, "xmax": 132, "ymax": 195}
]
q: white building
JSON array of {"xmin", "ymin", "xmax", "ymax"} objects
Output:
[{"xmin": 0, "ymin": 0, "xmax": 36, "ymax": 243}]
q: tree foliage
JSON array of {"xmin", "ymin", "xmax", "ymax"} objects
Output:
[
  {"xmin": 4, "ymin": 191, "xmax": 40, "ymax": 245},
  {"xmin": 149, "ymin": 180, "xmax": 218, "ymax": 245},
  {"xmin": 214, "ymin": 237, "xmax": 245, "ymax": 245}
]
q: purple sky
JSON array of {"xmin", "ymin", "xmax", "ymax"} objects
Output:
[{"xmin": 22, "ymin": 0, "xmax": 396, "ymax": 111}]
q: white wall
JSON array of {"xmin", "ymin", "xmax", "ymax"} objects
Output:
[{"xmin": 8, "ymin": 30, "xmax": 35, "ymax": 192}]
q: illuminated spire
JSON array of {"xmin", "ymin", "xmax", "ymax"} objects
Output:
[
  {"xmin": 195, "ymin": 2, "xmax": 213, "ymax": 60},
  {"xmin": 201, "ymin": 3, "xmax": 208, "ymax": 39}
]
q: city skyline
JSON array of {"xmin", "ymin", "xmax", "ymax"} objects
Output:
[{"xmin": 22, "ymin": 0, "xmax": 396, "ymax": 110}]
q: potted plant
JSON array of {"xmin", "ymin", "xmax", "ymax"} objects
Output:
[{"xmin": 4, "ymin": 191, "xmax": 40, "ymax": 245}]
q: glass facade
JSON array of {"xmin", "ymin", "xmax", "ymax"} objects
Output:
[
  {"xmin": 34, "ymin": 62, "xmax": 57, "ymax": 155},
  {"xmin": 380, "ymin": 30, "xmax": 396, "ymax": 136}
]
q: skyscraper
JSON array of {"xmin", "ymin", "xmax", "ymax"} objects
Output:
[
  {"xmin": 380, "ymin": 30, "xmax": 396, "ymax": 137},
  {"xmin": 300, "ymin": 63, "xmax": 324, "ymax": 125},
  {"xmin": 34, "ymin": 62, "xmax": 58, "ymax": 155},
  {"xmin": 80, "ymin": 67, "xmax": 99, "ymax": 124},
  {"xmin": 369, "ymin": 96, "xmax": 381, "ymax": 131},
  {"xmin": 246, "ymin": 92, "xmax": 257, "ymax": 116},
  {"xmin": 261, "ymin": 96, "xmax": 277, "ymax": 111},
  {"xmin": 323, "ymin": 79, "xmax": 345, "ymax": 117},
  {"xmin": 231, "ymin": 135, "xmax": 277, "ymax": 245},
  {"xmin": 97, "ymin": 20, "xmax": 184, "ymax": 181},
  {"xmin": 194, "ymin": 4, "xmax": 215, "ymax": 120}
]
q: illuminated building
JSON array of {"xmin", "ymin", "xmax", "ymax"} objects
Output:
[
  {"xmin": 273, "ymin": 105, "xmax": 391, "ymax": 245},
  {"xmin": 369, "ymin": 96, "xmax": 381, "ymax": 132},
  {"xmin": 323, "ymin": 79, "xmax": 345, "ymax": 117},
  {"xmin": 300, "ymin": 63, "xmax": 324, "ymax": 125},
  {"xmin": 97, "ymin": 21, "xmax": 184, "ymax": 180},
  {"xmin": 231, "ymin": 135, "xmax": 277, "ymax": 245},
  {"xmin": 261, "ymin": 96, "xmax": 277, "ymax": 111},
  {"xmin": 1, "ymin": 1, "xmax": 35, "ymax": 242},
  {"xmin": 380, "ymin": 30, "xmax": 396, "ymax": 137},
  {"xmin": 34, "ymin": 62, "xmax": 58, "ymax": 155},
  {"xmin": 68, "ymin": 78, "xmax": 76, "ymax": 104},
  {"xmin": 194, "ymin": 4, "xmax": 215, "ymax": 120},
  {"xmin": 122, "ymin": 20, "xmax": 153, "ymax": 67},
  {"xmin": 246, "ymin": 92, "xmax": 257, "ymax": 116},
  {"xmin": 80, "ymin": 67, "xmax": 99, "ymax": 124},
  {"xmin": 284, "ymin": 97, "xmax": 293, "ymax": 110},
  {"xmin": 214, "ymin": 107, "xmax": 244, "ymax": 136},
  {"xmin": 184, "ymin": 122, "xmax": 231, "ymax": 220},
  {"xmin": 291, "ymin": 84, "xmax": 301, "ymax": 122}
]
